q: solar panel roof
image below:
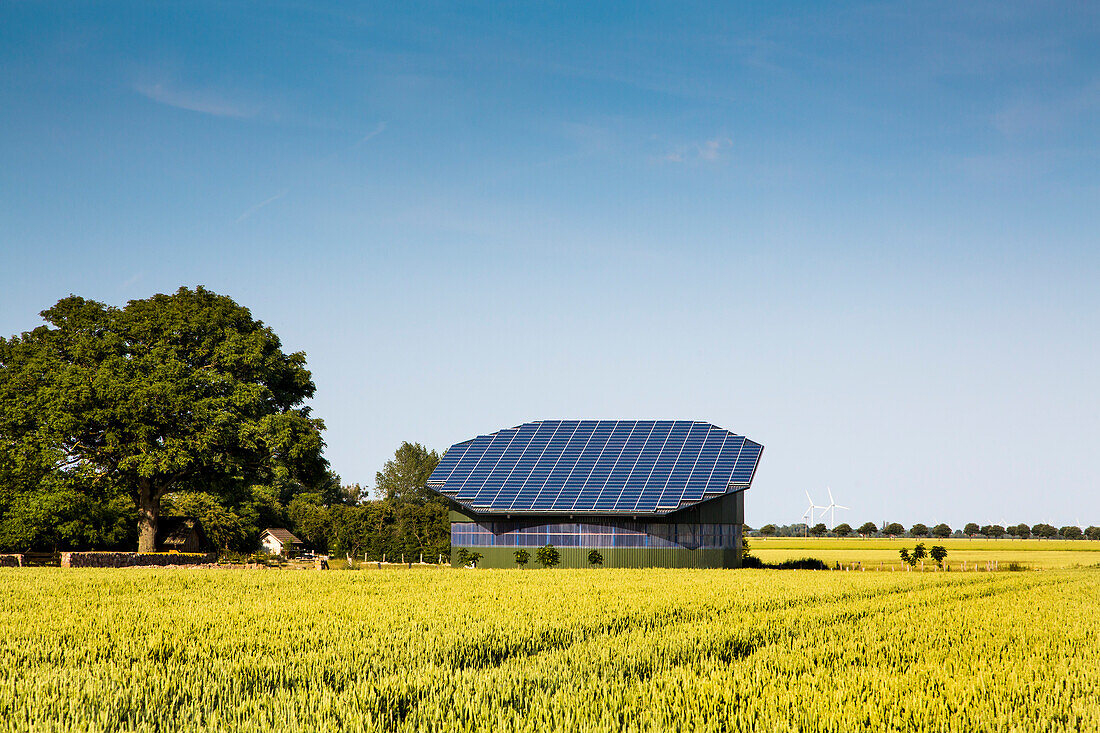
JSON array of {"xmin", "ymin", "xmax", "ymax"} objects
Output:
[{"xmin": 427, "ymin": 420, "xmax": 763, "ymax": 515}]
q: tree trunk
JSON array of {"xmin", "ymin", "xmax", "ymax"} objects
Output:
[{"xmin": 137, "ymin": 477, "xmax": 160, "ymax": 553}]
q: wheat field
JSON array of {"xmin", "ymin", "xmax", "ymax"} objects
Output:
[{"xmin": 2, "ymin": 567, "xmax": 1098, "ymax": 732}]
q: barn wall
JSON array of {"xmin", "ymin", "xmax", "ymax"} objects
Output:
[
  {"xmin": 448, "ymin": 490, "xmax": 745, "ymax": 569},
  {"xmin": 454, "ymin": 546, "xmax": 741, "ymax": 569}
]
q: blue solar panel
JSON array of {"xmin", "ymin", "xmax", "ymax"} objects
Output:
[
  {"xmin": 510, "ymin": 421, "xmax": 578, "ymax": 510},
  {"xmin": 488, "ymin": 421, "xmax": 556, "ymax": 508},
  {"xmin": 730, "ymin": 442, "xmax": 762, "ymax": 483},
  {"xmin": 633, "ymin": 421, "xmax": 690, "ymax": 512},
  {"xmin": 530, "ymin": 420, "xmax": 596, "ymax": 510},
  {"xmin": 707, "ymin": 435, "xmax": 746, "ymax": 494},
  {"xmin": 617, "ymin": 421, "xmax": 672, "ymax": 510},
  {"xmin": 456, "ymin": 429, "xmax": 516, "ymax": 501},
  {"xmin": 429, "ymin": 440, "xmax": 471, "ymax": 487},
  {"xmin": 571, "ymin": 421, "xmax": 632, "ymax": 511},
  {"xmin": 556, "ymin": 421, "xmax": 614, "ymax": 510},
  {"xmin": 430, "ymin": 420, "xmax": 763, "ymax": 515},
  {"xmin": 680, "ymin": 429, "xmax": 726, "ymax": 503},
  {"xmin": 441, "ymin": 433, "xmax": 493, "ymax": 493},
  {"xmin": 592, "ymin": 421, "xmax": 653, "ymax": 510},
  {"xmin": 653, "ymin": 422, "xmax": 709, "ymax": 509},
  {"xmin": 468, "ymin": 422, "xmax": 539, "ymax": 507}
]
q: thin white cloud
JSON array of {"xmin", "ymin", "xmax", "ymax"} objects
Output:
[
  {"xmin": 993, "ymin": 80, "xmax": 1100, "ymax": 137},
  {"xmin": 235, "ymin": 190, "xmax": 289, "ymax": 224},
  {"xmin": 660, "ymin": 137, "xmax": 731, "ymax": 164},
  {"xmin": 120, "ymin": 272, "xmax": 144, "ymax": 289},
  {"xmin": 698, "ymin": 137, "xmax": 731, "ymax": 161},
  {"xmin": 354, "ymin": 121, "xmax": 387, "ymax": 147},
  {"xmin": 134, "ymin": 82, "xmax": 259, "ymax": 119},
  {"xmin": 233, "ymin": 122, "xmax": 385, "ymax": 224}
]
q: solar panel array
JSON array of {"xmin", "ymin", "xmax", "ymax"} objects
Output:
[{"xmin": 428, "ymin": 420, "xmax": 762, "ymax": 515}]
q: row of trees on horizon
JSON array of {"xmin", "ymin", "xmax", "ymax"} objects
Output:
[{"xmin": 752, "ymin": 522, "xmax": 1100, "ymax": 540}]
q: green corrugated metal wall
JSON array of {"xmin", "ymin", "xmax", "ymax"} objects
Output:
[{"xmin": 453, "ymin": 545, "xmax": 742, "ymax": 569}]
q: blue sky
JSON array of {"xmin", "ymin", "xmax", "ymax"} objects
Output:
[{"xmin": 2, "ymin": 1, "xmax": 1098, "ymax": 528}]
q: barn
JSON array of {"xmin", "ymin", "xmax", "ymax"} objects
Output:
[
  {"xmin": 428, "ymin": 420, "xmax": 763, "ymax": 568},
  {"xmin": 260, "ymin": 528, "xmax": 304, "ymax": 557},
  {"xmin": 155, "ymin": 517, "xmax": 211, "ymax": 553}
]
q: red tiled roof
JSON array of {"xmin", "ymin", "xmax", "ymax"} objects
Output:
[{"xmin": 262, "ymin": 528, "xmax": 302, "ymax": 544}]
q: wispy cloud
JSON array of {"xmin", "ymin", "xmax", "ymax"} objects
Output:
[
  {"xmin": 235, "ymin": 190, "xmax": 289, "ymax": 223},
  {"xmin": 661, "ymin": 137, "xmax": 731, "ymax": 164},
  {"xmin": 120, "ymin": 272, "xmax": 144, "ymax": 289},
  {"xmin": 993, "ymin": 80, "xmax": 1100, "ymax": 137},
  {"xmin": 233, "ymin": 122, "xmax": 387, "ymax": 224},
  {"xmin": 698, "ymin": 137, "xmax": 731, "ymax": 161},
  {"xmin": 134, "ymin": 82, "xmax": 260, "ymax": 119},
  {"xmin": 353, "ymin": 121, "xmax": 387, "ymax": 148}
]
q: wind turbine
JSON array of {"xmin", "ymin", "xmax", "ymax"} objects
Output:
[
  {"xmin": 818, "ymin": 487, "xmax": 850, "ymax": 530},
  {"xmin": 803, "ymin": 491, "xmax": 824, "ymax": 531}
]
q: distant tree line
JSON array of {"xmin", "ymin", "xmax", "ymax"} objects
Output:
[{"xmin": 753, "ymin": 522, "xmax": 1100, "ymax": 540}]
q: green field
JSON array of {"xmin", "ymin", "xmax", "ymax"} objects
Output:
[
  {"xmin": 750, "ymin": 536, "xmax": 1100, "ymax": 569},
  {"xmin": 3, "ymin": 567, "xmax": 1100, "ymax": 732}
]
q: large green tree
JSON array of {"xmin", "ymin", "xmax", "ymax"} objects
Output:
[
  {"xmin": 374, "ymin": 442, "xmax": 440, "ymax": 504},
  {"xmin": 0, "ymin": 287, "xmax": 329, "ymax": 551}
]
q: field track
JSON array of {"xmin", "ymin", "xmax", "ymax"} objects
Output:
[{"xmin": 3, "ymin": 567, "xmax": 1099, "ymax": 732}]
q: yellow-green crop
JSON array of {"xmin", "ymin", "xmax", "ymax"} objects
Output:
[{"xmin": 2, "ymin": 567, "xmax": 1099, "ymax": 732}]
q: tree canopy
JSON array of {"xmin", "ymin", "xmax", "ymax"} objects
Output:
[
  {"xmin": 374, "ymin": 442, "xmax": 441, "ymax": 504},
  {"xmin": 858, "ymin": 522, "xmax": 878, "ymax": 536},
  {"xmin": 0, "ymin": 287, "xmax": 329, "ymax": 551}
]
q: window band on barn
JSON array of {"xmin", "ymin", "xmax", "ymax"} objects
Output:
[{"xmin": 428, "ymin": 420, "xmax": 762, "ymax": 568}]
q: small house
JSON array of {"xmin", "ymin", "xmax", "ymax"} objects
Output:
[
  {"xmin": 260, "ymin": 528, "xmax": 304, "ymax": 557},
  {"xmin": 155, "ymin": 517, "xmax": 211, "ymax": 553}
]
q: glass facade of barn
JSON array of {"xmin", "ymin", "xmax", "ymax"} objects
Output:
[{"xmin": 452, "ymin": 520, "xmax": 740, "ymax": 549}]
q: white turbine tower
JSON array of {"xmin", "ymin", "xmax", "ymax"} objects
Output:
[
  {"xmin": 803, "ymin": 491, "xmax": 824, "ymax": 530},
  {"xmin": 818, "ymin": 487, "xmax": 850, "ymax": 530}
]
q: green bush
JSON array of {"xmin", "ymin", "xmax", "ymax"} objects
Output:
[
  {"xmin": 771, "ymin": 558, "xmax": 828, "ymax": 570},
  {"xmin": 587, "ymin": 549, "xmax": 603, "ymax": 566},
  {"xmin": 536, "ymin": 544, "xmax": 560, "ymax": 568},
  {"xmin": 741, "ymin": 556, "xmax": 826, "ymax": 570}
]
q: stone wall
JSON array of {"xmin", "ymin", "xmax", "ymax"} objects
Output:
[
  {"xmin": 61, "ymin": 552, "xmax": 216, "ymax": 568},
  {"xmin": 0, "ymin": 554, "xmax": 23, "ymax": 567}
]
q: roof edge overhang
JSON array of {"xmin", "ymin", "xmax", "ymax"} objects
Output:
[{"xmin": 439, "ymin": 485, "xmax": 749, "ymax": 519}]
